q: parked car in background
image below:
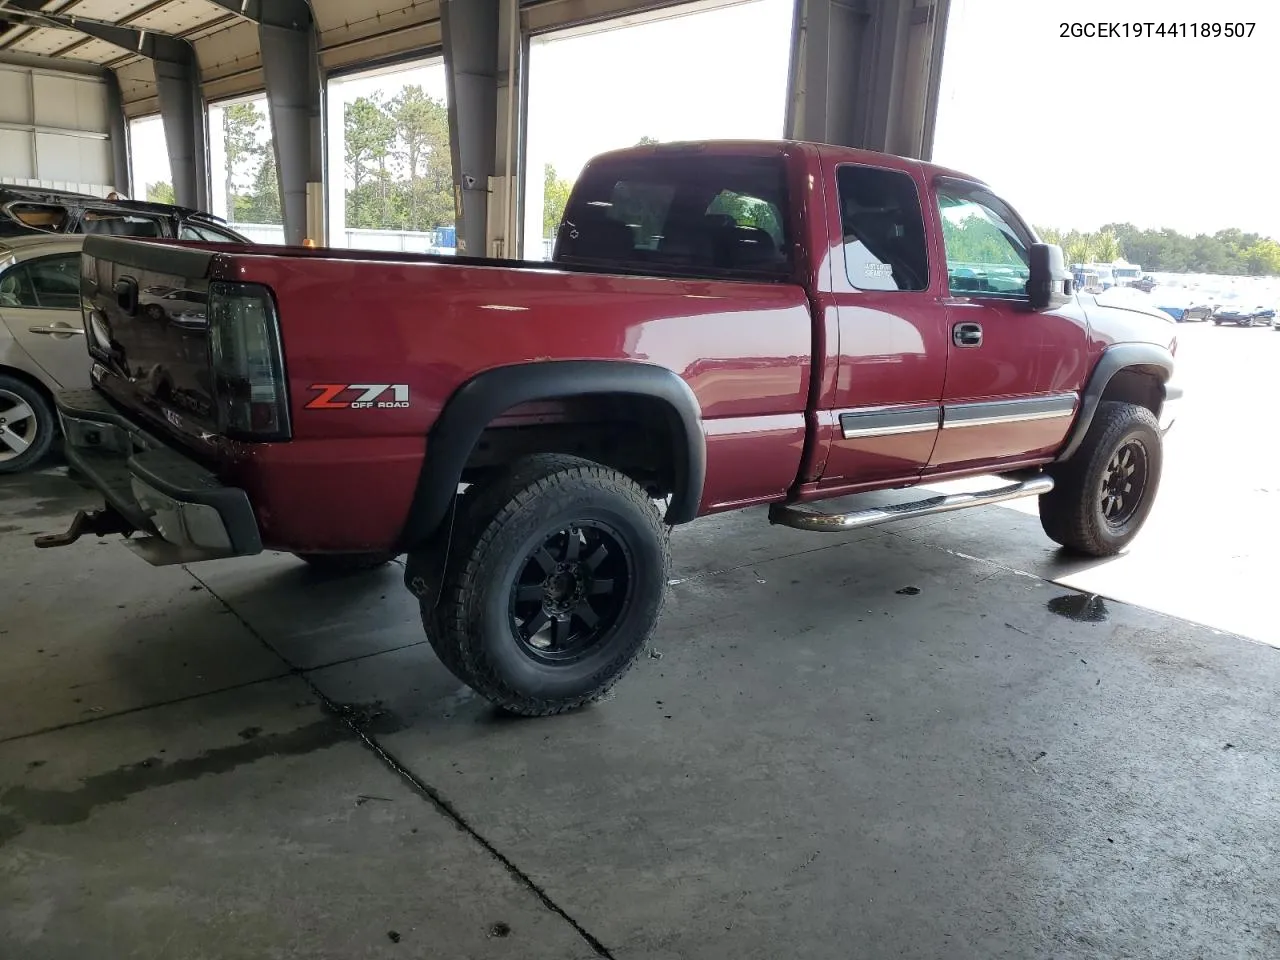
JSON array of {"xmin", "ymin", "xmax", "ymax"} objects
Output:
[
  {"xmin": 1212, "ymin": 302, "xmax": 1268, "ymax": 327},
  {"xmin": 1155, "ymin": 291, "xmax": 1214, "ymax": 322},
  {"xmin": 0, "ymin": 234, "xmax": 90, "ymax": 472},
  {"xmin": 0, "ymin": 185, "xmax": 248, "ymax": 244}
]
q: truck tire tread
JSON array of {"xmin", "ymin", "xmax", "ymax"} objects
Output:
[
  {"xmin": 425, "ymin": 454, "xmax": 669, "ymax": 716},
  {"xmin": 1040, "ymin": 401, "xmax": 1162, "ymax": 557}
]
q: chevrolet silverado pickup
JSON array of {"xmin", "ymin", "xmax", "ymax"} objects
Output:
[{"xmin": 37, "ymin": 140, "xmax": 1181, "ymax": 716}]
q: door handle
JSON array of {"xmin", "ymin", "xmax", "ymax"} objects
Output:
[
  {"xmin": 952, "ymin": 322, "xmax": 983, "ymax": 347},
  {"xmin": 29, "ymin": 323, "xmax": 85, "ymax": 337}
]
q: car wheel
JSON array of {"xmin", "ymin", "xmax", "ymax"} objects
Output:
[
  {"xmin": 422, "ymin": 454, "xmax": 669, "ymax": 716},
  {"xmin": 0, "ymin": 374, "xmax": 56, "ymax": 474},
  {"xmin": 1040, "ymin": 401, "xmax": 1162, "ymax": 557},
  {"xmin": 294, "ymin": 551, "xmax": 398, "ymax": 573}
]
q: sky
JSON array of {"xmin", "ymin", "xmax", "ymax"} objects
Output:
[{"xmin": 131, "ymin": 0, "xmax": 1279, "ymax": 238}]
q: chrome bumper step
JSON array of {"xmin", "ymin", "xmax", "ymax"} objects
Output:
[{"xmin": 768, "ymin": 474, "xmax": 1054, "ymax": 533}]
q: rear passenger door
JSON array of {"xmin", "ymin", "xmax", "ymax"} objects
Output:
[
  {"xmin": 817, "ymin": 158, "xmax": 950, "ymax": 489},
  {"xmin": 0, "ymin": 253, "xmax": 90, "ymax": 388},
  {"xmin": 927, "ymin": 181, "xmax": 1088, "ymax": 474}
]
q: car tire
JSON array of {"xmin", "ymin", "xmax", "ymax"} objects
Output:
[
  {"xmin": 294, "ymin": 551, "xmax": 398, "ymax": 573},
  {"xmin": 0, "ymin": 374, "xmax": 56, "ymax": 475},
  {"xmin": 423, "ymin": 454, "xmax": 669, "ymax": 717},
  {"xmin": 1040, "ymin": 401, "xmax": 1162, "ymax": 558}
]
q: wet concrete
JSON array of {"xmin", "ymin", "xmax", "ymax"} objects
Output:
[{"xmin": 3, "ymin": 433, "xmax": 1280, "ymax": 957}]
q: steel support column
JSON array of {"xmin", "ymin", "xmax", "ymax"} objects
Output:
[
  {"xmin": 205, "ymin": 1, "xmax": 323, "ymax": 245},
  {"xmin": 153, "ymin": 55, "xmax": 208, "ymax": 209},
  {"xmin": 441, "ymin": 0, "xmax": 499, "ymax": 256},
  {"xmin": 786, "ymin": 0, "xmax": 950, "ymax": 160},
  {"xmin": 103, "ymin": 68, "xmax": 131, "ymax": 196}
]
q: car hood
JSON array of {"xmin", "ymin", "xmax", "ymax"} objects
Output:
[{"xmin": 1079, "ymin": 290, "xmax": 1177, "ymax": 346}]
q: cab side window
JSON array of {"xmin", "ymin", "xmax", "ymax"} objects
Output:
[
  {"xmin": 836, "ymin": 165, "xmax": 929, "ymax": 292},
  {"xmin": 0, "ymin": 254, "xmax": 79, "ymax": 309},
  {"xmin": 935, "ymin": 186, "xmax": 1031, "ymax": 297}
]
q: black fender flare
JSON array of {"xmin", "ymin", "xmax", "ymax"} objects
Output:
[
  {"xmin": 1056, "ymin": 343, "xmax": 1174, "ymax": 462},
  {"xmin": 397, "ymin": 360, "xmax": 706, "ymax": 548}
]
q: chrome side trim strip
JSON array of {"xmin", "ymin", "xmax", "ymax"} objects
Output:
[
  {"xmin": 839, "ymin": 404, "xmax": 941, "ymax": 440},
  {"xmin": 942, "ymin": 393, "xmax": 1077, "ymax": 430}
]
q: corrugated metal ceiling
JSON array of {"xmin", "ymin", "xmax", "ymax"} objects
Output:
[{"xmin": 0, "ymin": 0, "xmax": 742, "ymax": 115}]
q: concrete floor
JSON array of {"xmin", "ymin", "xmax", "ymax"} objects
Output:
[{"xmin": 3, "ymin": 326, "xmax": 1279, "ymax": 959}]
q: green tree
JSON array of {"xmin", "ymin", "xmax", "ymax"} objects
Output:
[
  {"xmin": 344, "ymin": 94, "xmax": 397, "ymax": 229},
  {"xmin": 389, "ymin": 85, "xmax": 453, "ymax": 231},
  {"xmin": 1243, "ymin": 239, "xmax": 1280, "ymax": 276},
  {"xmin": 145, "ymin": 181, "xmax": 175, "ymax": 205},
  {"xmin": 239, "ymin": 151, "xmax": 281, "ymax": 224},
  {"xmin": 1092, "ymin": 229, "xmax": 1121, "ymax": 263},
  {"xmin": 1036, "ymin": 221, "xmax": 1280, "ymax": 276},
  {"xmin": 636, "ymin": 135, "xmax": 660, "ymax": 146},
  {"xmin": 542, "ymin": 163, "xmax": 572, "ymax": 238},
  {"xmin": 221, "ymin": 102, "xmax": 267, "ymax": 222}
]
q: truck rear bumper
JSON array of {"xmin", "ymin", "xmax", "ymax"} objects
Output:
[{"xmin": 45, "ymin": 389, "xmax": 263, "ymax": 565}]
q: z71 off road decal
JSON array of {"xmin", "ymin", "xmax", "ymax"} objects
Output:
[{"xmin": 305, "ymin": 384, "xmax": 410, "ymax": 410}]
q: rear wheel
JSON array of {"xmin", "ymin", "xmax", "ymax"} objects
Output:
[
  {"xmin": 295, "ymin": 551, "xmax": 397, "ymax": 574},
  {"xmin": 422, "ymin": 454, "xmax": 669, "ymax": 716},
  {"xmin": 0, "ymin": 374, "xmax": 55, "ymax": 475},
  {"xmin": 1040, "ymin": 401, "xmax": 1162, "ymax": 557}
]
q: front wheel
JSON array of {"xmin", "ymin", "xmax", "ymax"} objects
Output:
[
  {"xmin": 1039, "ymin": 401, "xmax": 1162, "ymax": 557},
  {"xmin": 422, "ymin": 454, "xmax": 669, "ymax": 716}
]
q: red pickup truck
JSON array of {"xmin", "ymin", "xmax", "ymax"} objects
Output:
[{"xmin": 40, "ymin": 140, "xmax": 1180, "ymax": 716}]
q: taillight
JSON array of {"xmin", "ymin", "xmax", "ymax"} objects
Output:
[{"xmin": 208, "ymin": 281, "xmax": 291, "ymax": 441}]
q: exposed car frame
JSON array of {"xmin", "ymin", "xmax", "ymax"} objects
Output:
[{"xmin": 0, "ymin": 184, "xmax": 249, "ymax": 244}]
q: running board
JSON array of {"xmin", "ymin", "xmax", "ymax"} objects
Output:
[{"xmin": 768, "ymin": 475, "xmax": 1054, "ymax": 533}]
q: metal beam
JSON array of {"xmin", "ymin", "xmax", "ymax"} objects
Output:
[
  {"xmin": 0, "ymin": 3, "xmax": 209, "ymax": 207},
  {"xmin": 201, "ymin": 0, "xmax": 323, "ymax": 244},
  {"xmin": 441, "ymin": 0, "xmax": 499, "ymax": 256},
  {"xmin": 786, "ymin": 0, "xmax": 950, "ymax": 160},
  {"xmin": 103, "ymin": 66, "xmax": 130, "ymax": 195}
]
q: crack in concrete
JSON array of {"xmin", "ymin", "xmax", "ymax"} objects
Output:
[
  {"xmin": 184, "ymin": 567, "xmax": 616, "ymax": 960},
  {"xmin": 0, "ymin": 635, "xmax": 430, "ymax": 747}
]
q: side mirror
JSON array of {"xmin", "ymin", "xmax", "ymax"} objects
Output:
[{"xmin": 1027, "ymin": 243, "xmax": 1072, "ymax": 310}]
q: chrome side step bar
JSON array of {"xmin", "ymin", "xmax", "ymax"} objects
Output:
[{"xmin": 768, "ymin": 475, "xmax": 1054, "ymax": 533}]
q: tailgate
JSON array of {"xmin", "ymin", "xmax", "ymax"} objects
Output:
[{"xmin": 81, "ymin": 235, "xmax": 220, "ymax": 438}]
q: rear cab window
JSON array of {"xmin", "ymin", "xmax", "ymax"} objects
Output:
[
  {"xmin": 835, "ymin": 165, "xmax": 930, "ymax": 292},
  {"xmin": 555, "ymin": 153, "xmax": 793, "ymax": 280}
]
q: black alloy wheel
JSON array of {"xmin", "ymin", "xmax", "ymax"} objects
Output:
[
  {"xmin": 509, "ymin": 521, "xmax": 632, "ymax": 665},
  {"xmin": 1099, "ymin": 439, "xmax": 1149, "ymax": 528},
  {"xmin": 1039, "ymin": 401, "xmax": 1163, "ymax": 557},
  {"xmin": 420, "ymin": 453, "xmax": 669, "ymax": 716}
]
